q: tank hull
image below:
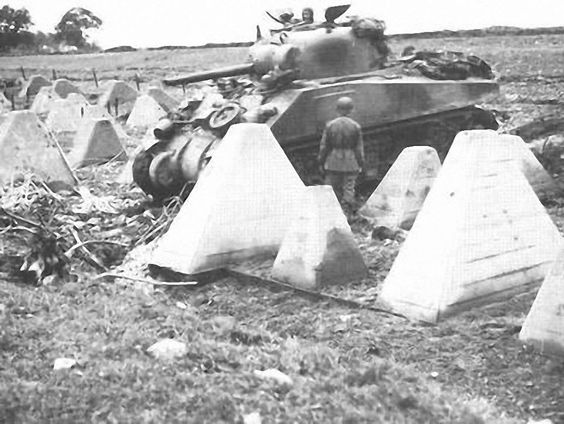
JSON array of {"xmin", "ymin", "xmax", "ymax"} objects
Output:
[{"xmin": 267, "ymin": 77, "xmax": 498, "ymax": 145}]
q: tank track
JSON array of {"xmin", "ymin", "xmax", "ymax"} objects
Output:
[{"xmin": 284, "ymin": 106, "xmax": 498, "ymax": 191}]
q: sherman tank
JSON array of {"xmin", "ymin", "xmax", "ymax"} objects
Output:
[{"xmin": 132, "ymin": 5, "xmax": 499, "ymax": 198}]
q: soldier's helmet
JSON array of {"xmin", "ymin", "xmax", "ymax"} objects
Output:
[{"xmin": 336, "ymin": 96, "xmax": 354, "ymax": 112}]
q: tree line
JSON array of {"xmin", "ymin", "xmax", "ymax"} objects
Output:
[{"xmin": 0, "ymin": 5, "xmax": 102, "ymax": 54}]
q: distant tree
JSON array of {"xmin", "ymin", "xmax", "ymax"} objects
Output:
[
  {"xmin": 55, "ymin": 7, "xmax": 102, "ymax": 47},
  {"xmin": 0, "ymin": 5, "xmax": 32, "ymax": 33}
]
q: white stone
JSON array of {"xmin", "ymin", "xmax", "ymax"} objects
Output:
[
  {"xmin": 253, "ymin": 368, "xmax": 293, "ymax": 387},
  {"xmin": 147, "ymin": 339, "xmax": 187, "ymax": 361},
  {"xmin": 53, "ymin": 357, "xmax": 76, "ymax": 370}
]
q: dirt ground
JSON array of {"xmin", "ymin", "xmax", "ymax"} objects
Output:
[{"xmin": 1, "ymin": 34, "xmax": 564, "ymax": 423}]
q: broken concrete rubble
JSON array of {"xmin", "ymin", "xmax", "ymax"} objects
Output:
[
  {"xmin": 272, "ymin": 185, "xmax": 367, "ymax": 290},
  {"xmin": 380, "ymin": 130, "xmax": 562, "ymax": 323},
  {"xmin": 150, "ymin": 123, "xmax": 305, "ymax": 275}
]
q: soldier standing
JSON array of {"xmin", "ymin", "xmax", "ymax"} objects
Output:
[{"xmin": 318, "ymin": 96, "xmax": 365, "ymax": 210}]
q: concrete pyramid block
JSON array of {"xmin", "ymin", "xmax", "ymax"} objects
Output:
[
  {"xmin": 18, "ymin": 75, "xmax": 51, "ymax": 99},
  {"xmin": 272, "ymin": 185, "xmax": 367, "ymax": 290},
  {"xmin": 380, "ymin": 130, "xmax": 562, "ymax": 323},
  {"xmin": 82, "ymin": 105, "xmax": 128, "ymax": 140},
  {"xmin": 0, "ymin": 111, "xmax": 76, "ymax": 186},
  {"xmin": 359, "ymin": 146, "xmax": 440, "ymax": 230},
  {"xmin": 147, "ymin": 87, "xmax": 179, "ymax": 112},
  {"xmin": 68, "ymin": 118, "xmax": 126, "ymax": 168},
  {"xmin": 0, "ymin": 92, "xmax": 11, "ymax": 112},
  {"xmin": 30, "ymin": 86, "xmax": 59, "ymax": 115},
  {"xmin": 498, "ymin": 134, "xmax": 561, "ymax": 201},
  {"xmin": 126, "ymin": 94, "xmax": 167, "ymax": 129},
  {"xmin": 82, "ymin": 104, "xmax": 111, "ymax": 119},
  {"xmin": 45, "ymin": 93, "xmax": 89, "ymax": 133},
  {"xmin": 147, "ymin": 79, "xmax": 164, "ymax": 89},
  {"xmin": 52, "ymin": 79, "xmax": 81, "ymax": 99},
  {"xmin": 150, "ymin": 123, "xmax": 305, "ymax": 275},
  {"xmin": 519, "ymin": 247, "xmax": 564, "ymax": 357},
  {"xmin": 98, "ymin": 80, "xmax": 139, "ymax": 116}
]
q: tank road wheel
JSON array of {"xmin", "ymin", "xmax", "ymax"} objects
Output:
[
  {"xmin": 132, "ymin": 147, "xmax": 160, "ymax": 198},
  {"xmin": 148, "ymin": 152, "xmax": 185, "ymax": 197},
  {"xmin": 132, "ymin": 142, "xmax": 182, "ymax": 200},
  {"xmin": 209, "ymin": 103, "xmax": 241, "ymax": 133},
  {"xmin": 424, "ymin": 120, "xmax": 461, "ymax": 161},
  {"xmin": 469, "ymin": 107, "xmax": 499, "ymax": 130}
]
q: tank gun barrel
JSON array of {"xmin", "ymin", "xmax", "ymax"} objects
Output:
[{"xmin": 163, "ymin": 63, "xmax": 255, "ymax": 86}]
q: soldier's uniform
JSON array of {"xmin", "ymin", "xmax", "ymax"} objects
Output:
[{"xmin": 318, "ymin": 97, "xmax": 364, "ymax": 208}]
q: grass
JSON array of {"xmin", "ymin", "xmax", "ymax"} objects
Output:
[
  {"xmin": 0, "ymin": 48, "xmax": 249, "ymax": 83},
  {"xmin": 0, "ymin": 276, "xmax": 518, "ymax": 423}
]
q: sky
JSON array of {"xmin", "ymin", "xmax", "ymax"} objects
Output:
[{"xmin": 4, "ymin": 0, "xmax": 564, "ymax": 49}]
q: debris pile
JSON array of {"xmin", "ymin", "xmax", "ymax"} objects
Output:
[{"xmin": 0, "ymin": 172, "xmax": 163, "ymax": 285}]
